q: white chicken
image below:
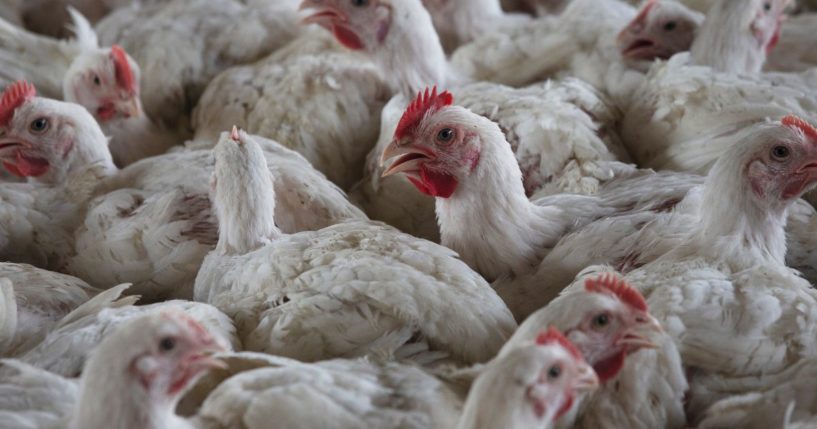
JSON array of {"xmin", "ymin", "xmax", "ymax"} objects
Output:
[
  {"xmin": 0, "ymin": 308, "xmax": 227, "ymax": 429},
  {"xmin": 0, "ymin": 82, "xmax": 365, "ymax": 300},
  {"xmin": 0, "ymin": 10, "xmax": 181, "ymax": 166},
  {"xmin": 194, "ymin": 129, "xmax": 515, "ymax": 364},
  {"xmin": 7, "ymin": 283, "xmax": 238, "ymax": 378},
  {"xmin": 501, "ymin": 272, "xmax": 687, "ymax": 429},
  {"xmin": 0, "ymin": 263, "xmax": 100, "ymax": 357},
  {"xmin": 191, "ymin": 30, "xmax": 391, "ymax": 189},
  {"xmin": 611, "ymin": 118, "xmax": 817, "ymax": 421}
]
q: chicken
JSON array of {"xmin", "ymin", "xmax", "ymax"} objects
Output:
[
  {"xmin": 0, "ymin": 308, "xmax": 226, "ymax": 429},
  {"xmin": 378, "ymin": 88, "xmax": 669, "ymax": 285},
  {"xmin": 421, "ymin": 0, "xmax": 531, "ymax": 52},
  {"xmin": 190, "ymin": 327, "xmax": 597, "ymax": 429},
  {"xmin": 7, "ymin": 283, "xmax": 238, "ymax": 378},
  {"xmin": 619, "ymin": 0, "xmax": 816, "ymax": 174},
  {"xmin": 1, "ymin": 82, "xmax": 364, "ymax": 300},
  {"xmin": 191, "ymin": 30, "xmax": 391, "ymax": 189},
  {"xmin": 95, "ymin": 0, "xmax": 302, "ymax": 130},
  {"xmin": 501, "ymin": 272, "xmax": 687, "ymax": 429},
  {"xmin": 0, "ymin": 10, "xmax": 182, "ymax": 166},
  {"xmin": 450, "ymin": 0, "xmax": 703, "ymax": 101},
  {"xmin": 301, "ymin": 0, "xmax": 633, "ymax": 239},
  {"xmin": 194, "ymin": 129, "xmax": 515, "ymax": 365},
  {"xmin": 511, "ymin": 115, "xmax": 817, "ymax": 315},
  {"xmin": 612, "ymin": 118, "xmax": 817, "ymax": 421},
  {"xmin": 0, "ymin": 263, "xmax": 100, "ymax": 357}
]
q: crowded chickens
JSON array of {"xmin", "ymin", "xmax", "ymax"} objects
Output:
[{"xmin": 0, "ymin": 0, "xmax": 816, "ymax": 427}]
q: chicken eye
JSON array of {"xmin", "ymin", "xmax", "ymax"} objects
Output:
[
  {"xmin": 663, "ymin": 21, "xmax": 677, "ymax": 31},
  {"xmin": 547, "ymin": 364, "xmax": 561, "ymax": 379},
  {"xmin": 771, "ymin": 145, "xmax": 790, "ymax": 160},
  {"xmin": 93, "ymin": 75, "xmax": 101, "ymax": 86},
  {"xmin": 351, "ymin": 0, "xmax": 368, "ymax": 6},
  {"xmin": 593, "ymin": 313, "xmax": 610, "ymax": 327},
  {"xmin": 437, "ymin": 128, "xmax": 455, "ymax": 144},
  {"xmin": 763, "ymin": 2, "xmax": 771, "ymax": 11},
  {"xmin": 29, "ymin": 118, "xmax": 49, "ymax": 134},
  {"xmin": 159, "ymin": 337, "xmax": 176, "ymax": 352}
]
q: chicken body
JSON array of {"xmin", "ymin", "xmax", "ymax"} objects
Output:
[
  {"xmin": 0, "ymin": 263, "xmax": 99, "ymax": 357},
  {"xmin": 195, "ymin": 130, "xmax": 515, "ymax": 365},
  {"xmin": 191, "ymin": 30, "xmax": 391, "ymax": 189}
]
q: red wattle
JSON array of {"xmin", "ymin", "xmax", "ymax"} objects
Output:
[
  {"xmin": 405, "ymin": 166, "xmax": 458, "ymax": 198},
  {"xmin": 9, "ymin": 152, "xmax": 49, "ymax": 177},
  {"xmin": 593, "ymin": 352, "xmax": 626, "ymax": 382},
  {"xmin": 2, "ymin": 161, "xmax": 24, "ymax": 177},
  {"xmin": 333, "ymin": 25, "xmax": 364, "ymax": 50}
]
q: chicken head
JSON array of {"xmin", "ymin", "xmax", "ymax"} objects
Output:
[
  {"xmin": 299, "ymin": 0, "xmax": 394, "ymax": 51},
  {"xmin": 64, "ymin": 44, "xmax": 143, "ymax": 123},
  {"xmin": 381, "ymin": 87, "xmax": 488, "ymax": 198},
  {"xmin": 0, "ymin": 80, "xmax": 114, "ymax": 183},
  {"xmin": 462, "ymin": 327, "xmax": 599, "ymax": 428},
  {"xmin": 617, "ymin": 0, "xmax": 704, "ymax": 63},
  {"xmin": 744, "ymin": 115, "xmax": 817, "ymax": 204}
]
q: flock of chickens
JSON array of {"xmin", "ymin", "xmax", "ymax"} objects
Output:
[{"xmin": 0, "ymin": 0, "xmax": 816, "ymax": 427}]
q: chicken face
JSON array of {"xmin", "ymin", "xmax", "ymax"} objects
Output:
[
  {"xmin": 745, "ymin": 116, "xmax": 817, "ymax": 203},
  {"xmin": 126, "ymin": 311, "xmax": 226, "ymax": 398},
  {"xmin": 749, "ymin": 0, "xmax": 788, "ymax": 54},
  {"xmin": 299, "ymin": 0, "xmax": 393, "ymax": 51},
  {"xmin": 562, "ymin": 275, "xmax": 662, "ymax": 382},
  {"xmin": 0, "ymin": 81, "xmax": 111, "ymax": 182},
  {"xmin": 64, "ymin": 45, "xmax": 142, "ymax": 123},
  {"xmin": 381, "ymin": 88, "xmax": 483, "ymax": 198},
  {"xmin": 0, "ymin": 82, "xmax": 59, "ymax": 178},
  {"xmin": 478, "ymin": 327, "xmax": 599, "ymax": 427},
  {"xmin": 617, "ymin": 0, "xmax": 703, "ymax": 62}
]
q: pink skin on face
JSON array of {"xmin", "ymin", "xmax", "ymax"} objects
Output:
[
  {"xmin": 529, "ymin": 328, "xmax": 600, "ymax": 421},
  {"xmin": 129, "ymin": 315, "xmax": 226, "ymax": 398},
  {"xmin": 0, "ymin": 81, "xmax": 50, "ymax": 177},
  {"xmin": 747, "ymin": 116, "xmax": 817, "ymax": 202},
  {"xmin": 299, "ymin": 0, "xmax": 393, "ymax": 51},
  {"xmin": 617, "ymin": 0, "xmax": 700, "ymax": 62},
  {"xmin": 381, "ymin": 88, "xmax": 478, "ymax": 198},
  {"xmin": 569, "ymin": 275, "xmax": 663, "ymax": 383}
]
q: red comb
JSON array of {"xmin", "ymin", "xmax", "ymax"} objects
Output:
[
  {"xmin": 585, "ymin": 273, "xmax": 648, "ymax": 312},
  {"xmin": 535, "ymin": 326, "xmax": 583, "ymax": 360},
  {"xmin": 394, "ymin": 86, "xmax": 454, "ymax": 140},
  {"xmin": 782, "ymin": 115, "xmax": 817, "ymax": 141},
  {"xmin": 0, "ymin": 81, "xmax": 35, "ymax": 127},
  {"xmin": 110, "ymin": 44, "xmax": 136, "ymax": 95}
]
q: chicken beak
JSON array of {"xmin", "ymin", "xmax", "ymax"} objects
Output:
[
  {"xmin": 573, "ymin": 363, "xmax": 600, "ymax": 394},
  {"xmin": 299, "ymin": 0, "xmax": 344, "ymax": 25},
  {"xmin": 118, "ymin": 97, "xmax": 142, "ymax": 119},
  {"xmin": 617, "ymin": 314, "xmax": 662, "ymax": 351},
  {"xmin": 380, "ymin": 139, "xmax": 434, "ymax": 178}
]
